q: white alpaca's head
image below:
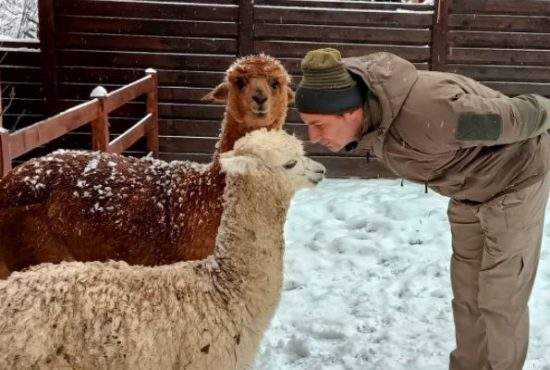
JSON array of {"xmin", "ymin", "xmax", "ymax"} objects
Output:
[{"xmin": 220, "ymin": 129, "xmax": 325, "ymax": 190}]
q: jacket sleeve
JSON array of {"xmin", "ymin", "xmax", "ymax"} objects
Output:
[{"xmin": 448, "ymin": 92, "xmax": 550, "ymax": 147}]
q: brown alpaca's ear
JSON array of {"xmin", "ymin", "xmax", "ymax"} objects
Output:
[
  {"xmin": 286, "ymin": 87, "xmax": 295, "ymax": 106},
  {"xmin": 202, "ymin": 83, "xmax": 229, "ymax": 102}
]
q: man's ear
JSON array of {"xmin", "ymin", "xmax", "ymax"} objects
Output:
[
  {"xmin": 202, "ymin": 82, "xmax": 229, "ymax": 103},
  {"xmin": 220, "ymin": 151, "xmax": 260, "ymax": 175},
  {"xmin": 286, "ymin": 87, "xmax": 295, "ymax": 106}
]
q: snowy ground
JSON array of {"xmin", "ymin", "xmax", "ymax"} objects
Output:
[{"xmin": 256, "ymin": 179, "xmax": 550, "ymax": 370}]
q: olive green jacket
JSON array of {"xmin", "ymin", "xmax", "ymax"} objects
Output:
[{"xmin": 344, "ymin": 52, "xmax": 550, "ymax": 202}]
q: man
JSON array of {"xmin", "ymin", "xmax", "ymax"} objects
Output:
[{"xmin": 295, "ymin": 48, "xmax": 550, "ymax": 370}]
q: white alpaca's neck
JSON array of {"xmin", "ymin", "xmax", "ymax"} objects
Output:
[{"xmin": 213, "ymin": 172, "xmax": 292, "ymax": 325}]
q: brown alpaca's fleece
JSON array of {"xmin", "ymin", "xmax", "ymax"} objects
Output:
[
  {"xmin": 0, "ymin": 150, "xmax": 224, "ymax": 272},
  {"xmin": 0, "ymin": 167, "xmax": 294, "ymax": 370},
  {"xmin": 0, "ymin": 54, "xmax": 293, "ymax": 277}
]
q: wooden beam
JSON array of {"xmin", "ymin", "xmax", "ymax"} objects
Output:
[
  {"xmin": 56, "ymin": 0, "xmax": 238, "ymax": 21},
  {"xmin": 103, "ymin": 74, "xmax": 154, "ymax": 114},
  {"xmin": 237, "ymin": 0, "xmax": 254, "ymax": 56},
  {"xmin": 57, "ymin": 50, "xmax": 235, "ymax": 71},
  {"xmin": 255, "ymin": 6, "xmax": 433, "ymax": 27},
  {"xmin": 56, "ymin": 16, "xmax": 238, "ymax": 37},
  {"xmin": 38, "ymin": 0, "xmax": 59, "ymax": 116},
  {"xmin": 9, "ymin": 99, "xmax": 100, "ymax": 158},
  {"xmin": 57, "ymin": 33, "xmax": 237, "ymax": 54},
  {"xmin": 145, "ymin": 69, "xmax": 159, "ymax": 157},
  {"xmin": 0, "ymin": 128, "xmax": 12, "ymax": 177},
  {"xmin": 108, "ymin": 114, "xmax": 150, "ymax": 155},
  {"xmin": 430, "ymin": 0, "xmax": 450, "ymax": 71},
  {"xmin": 253, "ymin": 41, "xmax": 430, "ymax": 61},
  {"xmin": 254, "ymin": 24, "xmax": 431, "ymax": 45},
  {"xmin": 450, "ymin": 0, "xmax": 550, "ymax": 16},
  {"xmin": 90, "ymin": 86, "xmax": 110, "ymax": 151},
  {"xmin": 0, "ymin": 81, "xmax": 3, "ymax": 129},
  {"xmin": 448, "ymin": 14, "xmax": 550, "ymax": 33}
]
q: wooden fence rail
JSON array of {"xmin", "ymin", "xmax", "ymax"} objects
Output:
[{"xmin": 0, "ymin": 69, "xmax": 158, "ymax": 177}]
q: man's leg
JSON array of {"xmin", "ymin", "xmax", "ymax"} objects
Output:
[
  {"xmin": 477, "ymin": 175, "xmax": 549, "ymax": 370},
  {"xmin": 448, "ymin": 198, "xmax": 489, "ymax": 370}
]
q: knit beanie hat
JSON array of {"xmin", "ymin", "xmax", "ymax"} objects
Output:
[{"xmin": 295, "ymin": 48, "xmax": 364, "ymax": 114}]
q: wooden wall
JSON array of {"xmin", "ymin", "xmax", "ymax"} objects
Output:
[
  {"xmin": 441, "ymin": 0, "xmax": 550, "ymax": 97},
  {"xmin": 1, "ymin": 0, "xmax": 549, "ymax": 177},
  {"xmin": 0, "ymin": 40, "xmax": 47, "ymax": 160}
]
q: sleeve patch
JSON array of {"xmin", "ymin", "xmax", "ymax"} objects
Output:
[{"xmin": 456, "ymin": 113, "xmax": 502, "ymax": 141}]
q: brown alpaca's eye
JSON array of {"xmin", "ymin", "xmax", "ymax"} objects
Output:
[
  {"xmin": 270, "ymin": 79, "xmax": 280, "ymax": 90},
  {"xmin": 235, "ymin": 77, "xmax": 246, "ymax": 90},
  {"xmin": 283, "ymin": 160, "xmax": 297, "ymax": 169}
]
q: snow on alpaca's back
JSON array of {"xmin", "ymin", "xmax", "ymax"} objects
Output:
[{"xmin": 1, "ymin": 149, "xmax": 206, "ymax": 228}]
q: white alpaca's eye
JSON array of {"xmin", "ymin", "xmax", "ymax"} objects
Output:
[{"xmin": 283, "ymin": 160, "xmax": 297, "ymax": 169}]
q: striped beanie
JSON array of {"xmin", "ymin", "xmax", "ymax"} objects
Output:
[{"xmin": 295, "ymin": 48, "xmax": 364, "ymax": 114}]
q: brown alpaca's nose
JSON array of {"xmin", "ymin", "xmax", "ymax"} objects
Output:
[{"xmin": 252, "ymin": 93, "xmax": 267, "ymax": 105}]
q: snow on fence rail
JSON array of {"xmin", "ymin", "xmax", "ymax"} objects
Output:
[{"xmin": 0, "ymin": 69, "xmax": 158, "ymax": 177}]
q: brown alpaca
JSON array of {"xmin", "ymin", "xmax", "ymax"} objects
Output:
[{"xmin": 0, "ymin": 54, "xmax": 294, "ymax": 279}]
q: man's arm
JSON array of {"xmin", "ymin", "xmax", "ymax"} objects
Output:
[{"xmin": 449, "ymin": 93, "xmax": 550, "ymax": 147}]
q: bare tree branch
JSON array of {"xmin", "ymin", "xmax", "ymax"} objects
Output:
[{"xmin": 1, "ymin": 0, "xmax": 38, "ymax": 39}]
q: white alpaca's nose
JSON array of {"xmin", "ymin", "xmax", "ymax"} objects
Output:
[{"xmin": 306, "ymin": 159, "xmax": 326, "ymax": 185}]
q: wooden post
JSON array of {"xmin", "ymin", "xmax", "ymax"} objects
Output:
[
  {"xmin": 90, "ymin": 86, "xmax": 110, "ymax": 151},
  {"xmin": 0, "ymin": 80, "xmax": 3, "ymax": 129},
  {"xmin": 237, "ymin": 0, "xmax": 254, "ymax": 56},
  {"xmin": 38, "ymin": 0, "xmax": 59, "ymax": 116},
  {"xmin": 0, "ymin": 83, "xmax": 8, "ymax": 176},
  {"xmin": 430, "ymin": 0, "xmax": 450, "ymax": 71},
  {"xmin": 0, "ymin": 128, "xmax": 11, "ymax": 177},
  {"xmin": 145, "ymin": 69, "xmax": 159, "ymax": 157}
]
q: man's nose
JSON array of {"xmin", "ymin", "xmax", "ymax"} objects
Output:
[{"xmin": 308, "ymin": 125, "xmax": 321, "ymax": 143}]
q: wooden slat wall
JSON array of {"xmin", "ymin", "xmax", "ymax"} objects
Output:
[
  {"xmin": 45, "ymin": 0, "xmax": 432, "ymax": 178},
  {"xmin": 253, "ymin": 0, "xmax": 432, "ymax": 176},
  {"xmin": 1, "ymin": 41, "xmax": 44, "ymax": 131},
  {"xmin": 53, "ymin": 0, "xmax": 239, "ymax": 157},
  {"xmin": 0, "ymin": 41, "xmax": 50, "ymax": 162},
  {"xmin": 2, "ymin": 0, "xmax": 550, "ymax": 178},
  {"xmin": 444, "ymin": 0, "xmax": 550, "ymax": 97}
]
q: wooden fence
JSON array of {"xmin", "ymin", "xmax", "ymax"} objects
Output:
[
  {"xmin": 0, "ymin": 70, "xmax": 158, "ymax": 177},
  {"xmin": 1, "ymin": 0, "xmax": 550, "ymax": 178},
  {"xmin": 434, "ymin": 0, "xmax": 550, "ymax": 97}
]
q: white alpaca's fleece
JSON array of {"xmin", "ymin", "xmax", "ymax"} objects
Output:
[{"xmin": 0, "ymin": 130, "xmax": 325, "ymax": 370}]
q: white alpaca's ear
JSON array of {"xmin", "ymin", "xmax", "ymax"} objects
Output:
[
  {"xmin": 286, "ymin": 87, "xmax": 295, "ymax": 106},
  {"xmin": 202, "ymin": 82, "xmax": 228, "ymax": 102},
  {"xmin": 220, "ymin": 152, "xmax": 260, "ymax": 175}
]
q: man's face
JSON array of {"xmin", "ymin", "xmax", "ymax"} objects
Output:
[{"xmin": 300, "ymin": 107, "xmax": 364, "ymax": 152}]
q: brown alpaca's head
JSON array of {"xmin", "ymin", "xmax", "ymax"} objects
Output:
[{"xmin": 203, "ymin": 54, "xmax": 294, "ymax": 135}]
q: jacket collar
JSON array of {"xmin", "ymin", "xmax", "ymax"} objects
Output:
[
  {"xmin": 362, "ymin": 90, "xmax": 382, "ymax": 136},
  {"xmin": 343, "ymin": 53, "xmax": 418, "ymax": 136}
]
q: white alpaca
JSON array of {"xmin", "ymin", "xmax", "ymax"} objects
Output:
[{"xmin": 0, "ymin": 129, "xmax": 325, "ymax": 370}]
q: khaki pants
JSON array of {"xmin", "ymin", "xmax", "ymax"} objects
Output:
[{"xmin": 448, "ymin": 175, "xmax": 549, "ymax": 370}]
